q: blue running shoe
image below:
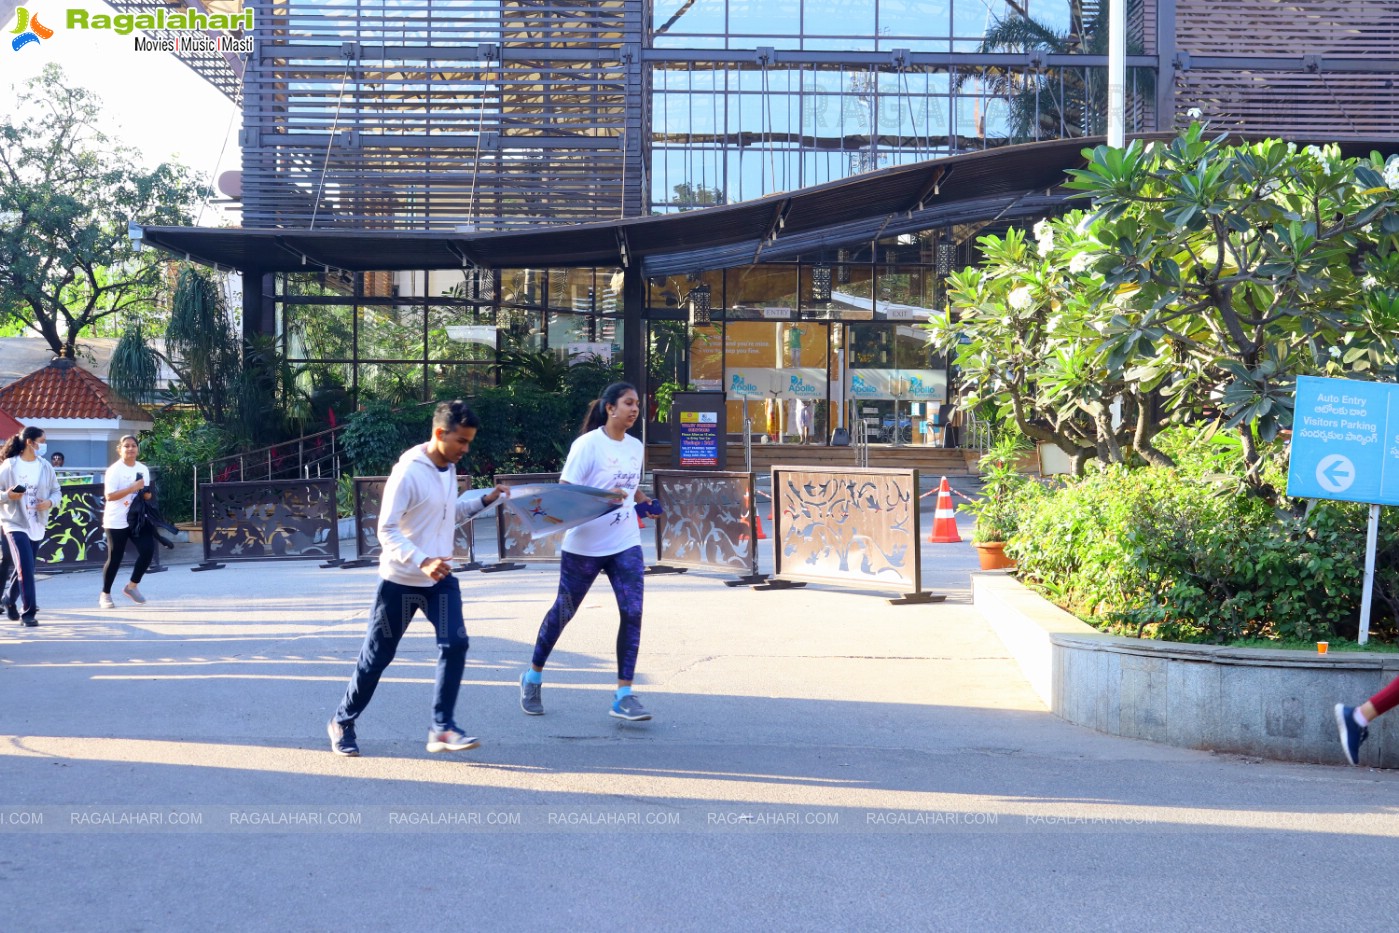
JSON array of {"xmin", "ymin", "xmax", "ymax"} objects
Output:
[
  {"xmin": 610, "ymin": 694, "xmax": 652, "ymax": 722},
  {"xmin": 1335, "ymin": 704, "xmax": 1368, "ymax": 766}
]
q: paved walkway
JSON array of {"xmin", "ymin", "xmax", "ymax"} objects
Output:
[{"xmin": 2, "ymin": 514, "xmax": 1398, "ymax": 931}]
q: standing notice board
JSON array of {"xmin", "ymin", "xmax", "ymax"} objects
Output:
[{"xmin": 671, "ymin": 391, "xmax": 727, "ymax": 470}]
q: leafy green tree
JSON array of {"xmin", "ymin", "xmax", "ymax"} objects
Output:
[
  {"xmin": 1065, "ymin": 127, "xmax": 1399, "ymax": 487},
  {"xmin": 929, "ymin": 212, "xmax": 1174, "ymax": 472},
  {"xmin": 0, "ymin": 64, "xmax": 206, "ymax": 357}
]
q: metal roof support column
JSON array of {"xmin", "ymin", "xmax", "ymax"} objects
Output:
[
  {"xmin": 1156, "ymin": 0, "xmax": 1178, "ymax": 131},
  {"xmin": 242, "ymin": 268, "xmax": 274, "ymax": 343},
  {"xmin": 622, "ymin": 265, "xmax": 646, "ymax": 440}
]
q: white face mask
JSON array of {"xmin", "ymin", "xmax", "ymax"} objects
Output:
[{"xmin": 34, "ymin": 442, "xmax": 46, "ymax": 458}]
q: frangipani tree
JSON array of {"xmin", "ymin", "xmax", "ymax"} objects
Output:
[
  {"xmin": 1066, "ymin": 127, "xmax": 1399, "ymax": 487},
  {"xmin": 933, "ymin": 125, "xmax": 1399, "ymax": 492},
  {"xmin": 927, "ymin": 211, "xmax": 1174, "ymax": 473}
]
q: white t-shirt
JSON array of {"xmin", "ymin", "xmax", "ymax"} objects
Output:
[
  {"xmin": 6, "ymin": 458, "xmax": 45, "ymax": 539},
  {"xmin": 103, "ymin": 460, "xmax": 150, "ymax": 530},
  {"xmin": 559, "ymin": 428, "xmax": 644, "ymax": 557}
]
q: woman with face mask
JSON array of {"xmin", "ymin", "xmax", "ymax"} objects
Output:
[
  {"xmin": 0, "ymin": 427, "xmax": 62, "ymax": 627},
  {"xmin": 99, "ymin": 435, "xmax": 155, "ymax": 610}
]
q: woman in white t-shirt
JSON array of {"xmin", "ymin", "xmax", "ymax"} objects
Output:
[
  {"xmin": 518, "ymin": 382, "xmax": 658, "ymax": 722},
  {"xmin": 99, "ymin": 435, "xmax": 155, "ymax": 610},
  {"xmin": 0, "ymin": 427, "xmax": 62, "ymax": 627}
]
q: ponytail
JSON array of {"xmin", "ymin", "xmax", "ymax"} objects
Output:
[
  {"xmin": 2, "ymin": 426, "xmax": 43, "ymax": 460},
  {"xmin": 578, "ymin": 381, "xmax": 638, "ymax": 436}
]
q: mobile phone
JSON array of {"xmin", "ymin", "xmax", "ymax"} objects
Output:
[{"xmin": 9, "ymin": 485, "xmax": 25, "ymax": 494}]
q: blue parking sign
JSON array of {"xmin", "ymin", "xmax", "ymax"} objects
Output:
[{"xmin": 1287, "ymin": 376, "xmax": 1399, "ymax": 505}]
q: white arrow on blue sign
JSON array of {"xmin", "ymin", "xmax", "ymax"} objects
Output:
[{"xmin": 1286, "ymin": 375, "xmax": 1399, "ymax": 505}]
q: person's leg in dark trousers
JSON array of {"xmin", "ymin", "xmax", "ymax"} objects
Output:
[
  {"xmin": 101, "ymin": 527, "xmax": 131, "ymax": 596},
  {"xmin": 531, "ymin": 551, "xmax": 606, "ymax": 670},
  {"xmin": 0, "ymin": 534, "xmax": 17, "ymax": 619},
  {"xmin": 335, "ymin": 580, "xmax": 416, "ymax": 726},
  {"xmin": 127, "ymin": 529, "xmax": 155, "ymax": 585},
  {"xmin": 334, "ymin": 576, "xmax": 469, "ymax": 731},
  {"xmin": 418, "ymin": 574, "xmax": 469, "ymax": 731},
  {"xmin": 4, "ymin": 532, "xmax": 38, "ymax": 621},
  {"xmin": 601, "ymin": 546, "xmax": 646, "ymax": 682}
]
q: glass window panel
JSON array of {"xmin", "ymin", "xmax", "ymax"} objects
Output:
[
  {"xmin": 726, "ymin": 266, "xmax": 798, "ymax": 311},
  {"xmin": 429, "ymin": 306, "xmax": 497, "ymax": 362},
  {"xmin": 428, "ymin": 269, "xmax": 468, "ymax": 299},
  {"xmin": 689, "ymin": 323, "xmax": 724, "ymax": 391},
  {"xmin": 1029, "ymin": 0, "xmax": 1074, "ymax": 35},
  {"xmin": 496, "ymin": 308, "xmax": 545, "ymax": 351},
  {"xmin": 878, "ymin": 266, "xmax": 940, "ymax": 320},
  {"xmin": 430, "ymin": 362, "xmax": 495, "ymax": 399},
  {"xmin": 285, "ymin": 302, "xmax": 355, "ymax": 361},
  {"xmin": 545, "ymin": 268, "xmax": 594, "ymax": 313},
  {"xmin": 653, "ymin": 0, "xmax": 726, "ymax": 35},
  {"xmin": 728, "ymin": 0, "xmax": 799, "ymax": 36},
  {"xmin": 548, "ymin": 312, "xmax": 598, "ymax": 354},
  {"xmin": 391, "ymin": 269, "xmax": 429, "ymax": 299},
  {"xmin": 879, "ymin": 0, "xmax": 951, "ymax": 38},
  {"xmin": 357, "ymin": 362, "xmax": 427, "ymax": 404},
  {"xmin": 803, "ymin": 37, "xmax": 877, "ymax": 52},
  {"xmin": 500, "ymin": 269, "xmax": 545, "ymax": 308},
  {"xmin": 358, "ymin": 304, "xmax": 425, "ymax": 361},
  {"xmin": 805, "ymin": 0, "xmax": 875, "ymax": 35}
]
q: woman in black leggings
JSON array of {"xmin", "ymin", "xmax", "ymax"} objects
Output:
[{"xmin": 99, "ymin": 435, "xmax": 154, "ymax": 609}]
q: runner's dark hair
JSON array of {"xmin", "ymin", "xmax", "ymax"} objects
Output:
[
  {"xmin": 2, "ymin": 426, "xmax": 44, "ymax": 460},
  {"xmin": 432, "ymin": 400, "xmax": 481, "ymax": 433},
  {"xmin": 579, "ymin": 382, "xmax": 637, "ymax": 436}
]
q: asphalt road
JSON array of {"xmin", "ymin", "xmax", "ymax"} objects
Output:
[{"xmin": 2, "ymin": 514, "xmax": 1396, "ymax": 931}]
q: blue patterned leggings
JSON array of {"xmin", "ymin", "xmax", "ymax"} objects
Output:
[{"xmin": 532, "ymin": 546, "xmax": 645, "ymax": 681}]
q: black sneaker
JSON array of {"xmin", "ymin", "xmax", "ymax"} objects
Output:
[
  {"xmin": 3, "ymin": 600, "xmax": 17, "ymax": 622},
  {"xmin": 1335, "ymin": 704, "xmax": 1369, "ymax": 766},
  {"xmin": 20, "ymin": 614, "xmax": 37, "ymax": 628},
  {"xmin": 327, "ymin": 719, "xmax": 359, "ymax": 757}
]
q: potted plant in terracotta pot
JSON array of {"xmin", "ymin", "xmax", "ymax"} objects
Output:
[{"xmin": 963, "ymin": 434, "xmax": 1030, "ymax": 570}]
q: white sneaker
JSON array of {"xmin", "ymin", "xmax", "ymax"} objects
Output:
[
  {"xmin": 98, "ymin": 593, "xmax": 116, "ymax": 609},
  {"xmin": 123, "ymin": 583, "xmax": 146, "ymax": 604}
]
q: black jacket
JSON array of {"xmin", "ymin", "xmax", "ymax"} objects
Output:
[{"xmin": 127, "ymin": 489, "xmax": 178, "ymax": 549}]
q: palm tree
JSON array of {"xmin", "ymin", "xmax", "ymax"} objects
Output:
[{"xmin": 955, "ymin": 1, "xmax": 1151, "ymax": 144}]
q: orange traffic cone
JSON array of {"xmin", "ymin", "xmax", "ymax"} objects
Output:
[
  {"xmin": 928, "ymin": 476, "xmax": 962, "ymax": 543},
  {"xmin": 756, "ymin": 509, "xmax": 767, "ymax": 540}
]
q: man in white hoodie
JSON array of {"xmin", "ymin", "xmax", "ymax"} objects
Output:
[{"xmin": 328, "ymin": 400, "xmax": 507, "ymax": 757}]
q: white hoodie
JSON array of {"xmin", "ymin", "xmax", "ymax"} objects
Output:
[{"xmin": 378, "ymin": 443, "xmax": 496, "ymax": 586}]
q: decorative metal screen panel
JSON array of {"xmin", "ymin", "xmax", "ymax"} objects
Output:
[
  {"xmin": 200, "ymin": 480, "xmax": 340, "ymax": 563},
  {"xmin": 771, "ymin": 467, "xmax": 921, "ymax": 593},
  {"xmin": 652, "ymin": 470, "xmax": 756, "ymax": 575},
  {"xmin": 353, "ymin": 476, "xmax": 475, "ymax": 562},
  {"xmin": 36, "ymin": 483, "xmax": 167, "ymax": 573},
  {"xmin": 37, "ymin": 484, "xmax": 109, "ymax": 570},
  {"xmin": 495, "ymin": 472, "xmax": 564, "ymax": 563}
]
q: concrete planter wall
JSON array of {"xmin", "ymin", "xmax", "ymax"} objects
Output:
[{"xmin": 973, "ymin": 571, "xmax": 1399, "ymax": 767}]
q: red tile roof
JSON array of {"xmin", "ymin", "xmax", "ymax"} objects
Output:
[
  {"xmin": 0, "ymin": 360, "xmax": 151, "ymax": 422},
  {"xmin": 0, "ymin": 406, "xmax": 22, "ymax": 437}
]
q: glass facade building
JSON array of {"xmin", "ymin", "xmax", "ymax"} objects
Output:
[{"xmin": 133, "ymin": 0, "xmax": 1399, "ymax": 443}]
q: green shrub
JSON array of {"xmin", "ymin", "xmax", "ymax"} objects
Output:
[{"xmin": 1008, "ymin": 462, "xmax": 1397, "ymax": 644}]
